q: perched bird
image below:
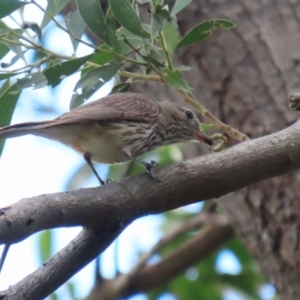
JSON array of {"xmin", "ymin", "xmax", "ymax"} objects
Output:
[{"xmin": 0, "ymin": 92, "xmax": 212, "ymax": 184}]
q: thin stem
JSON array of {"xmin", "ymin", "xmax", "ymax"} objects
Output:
[
  {"xmin": 0, "ymin": 54, "xmax": 52, "ymax": 73},
  {"xmin": 32, "ymin": 1, "xmax": 148, "ymax": 67},
  {"xmin": 118, "ymin": 70, "xmax": 161, "ymax": 82},
  {"xmin": 158, "ymin": 31, "xmax": 173, "ymax": 70},
  {"xmin": 31, "ymin": 0, "xmax": 96, "ymax": 50},
  {"xmin": 175, "ymin": 88, "xmax": 250, "ymax": 142}
]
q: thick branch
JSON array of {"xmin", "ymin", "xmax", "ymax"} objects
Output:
[
  {"xmin": 0, "ymin": 121, "xmax": 299, "ymax": 245},
  {"xmin": 0, "ymin": 120, "xmax": 300, "ymax": 299},
  {"xmin": 0, "ymin": 227, "xmax": 123, "ymax": 300}
]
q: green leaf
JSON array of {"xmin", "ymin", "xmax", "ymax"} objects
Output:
[
  {"xmin": 17, "ymin": 72, "xmax": 48, "ymax": 90},
  {"xmin": 171, "ymin": 0, "xmax": 192, "ymax": 16},
  {"xmin": 108, "ymin": 0, "xmax": 150, "ymax": 39},
  {"xmin": 105, "ymin": 7, "xmax": 121, "ymax": 57},
  {"xmin": 110, "ymin": 82, "xmax": 131, "ymax": 94},
  {"xmin": 150, "ymin": 0, "xmax": 164, "ymax": 10},
  {"xmin": 162, "ymin": 21, "xmax": 179, "ymax": 56},
  {"xmin": 38, "ymin": 230, "xmax": 53, "ymax": 263},
  {"xmin": 0, "ymin": 0, "xmax": 27, "ymax": 19},
  {"xmin": 43, "ymin": 54, "xmax": 93, "ymax": 87},
  {"xmin": 177, "ymin": 19, "xmax": 236, "ymax": 49},
  {"xmin": 0, "ymin": 72, "xmax": 21, "ymax": 81},
  {"xmin": 150, "ymin": 5, "xmax": 171, "ymax": 42},
  {"xmin": 89, "ymin": 37, "xmax": 143, "ymax": 66},
  {"xmin": 66, "ymin": 282, "xmax": 76, "ymax": 299},
  {"xmin": 41, "ymin": 0, "xmax": 71, "ymax": 29},
  {"xmin": 49, "ymin": 292, "xmax": 58, "ymax": 300},
  {"xmin": 200, "ymin": 123, "xmax": 212, "ymax": 132},
  {"xmin": 64, "ymin": 10, "xmax": 86, "ymax": 53},
  {"xmin": 0, "ymin": 81, "xmax": 21, "ymax": 158},
  {"xmin": 2, "ymin": 34, "xmax": 25, "ymax": 62},
  {"xmin": 0, "ymin": 42, "xmax": 10, "ymax": 60},
  {"xmin": 142, "ymin": 54, "xmax": 164, "ymax": 67},
  {"xmin": 0, "ymin": 54, "xmax": 20, "ymax": 68},
  {"xmin": 176, "ymin": 65, "xmax": 192, "ymax": 72},
  {"xmin": 70, "ymin": 63, "xmax": 123, "ymax": 109},
  {"xmin": 75, "ymin": 0, "xmax": 110, "ymax": 45},
  {"xmin": 163, "ymin": 69, "xmax": 191, "ymax": 93},
  {"xmin": 89, "ymin": 46, "xmax": 114, "ymax": 66}
]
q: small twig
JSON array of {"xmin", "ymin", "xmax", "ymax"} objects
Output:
[
  {"xmin": 0, "ymin": 244, "xmax": 10, "ymax": 275},
  {"xmin": 158, "ymin": 31, "xmax": 173, "ymax": 70},
  {"xmin": 175, "ymin": 88, "xmax": 251, "ymax": 143},
  {"xmin": 31, "ymin": 0, "xmax": 96, "ymax": 50},
  {"xmin": 119, "ymin": 212, "xmax": 229, "ymax": 290},
  {"xmin": 118, "ymin": 70, "xmax": 161, "ymax": 82}
]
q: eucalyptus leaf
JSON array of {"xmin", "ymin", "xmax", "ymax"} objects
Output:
[
  {"xmin": 176, "ymin": 65, "xmax": 192, "ymax": 72},
  {"xmin": 142, "ymin": 54, "xmax": 164, "ymax": 67},
  {"xmin": 136, "ymin": 0, "xmax": 150, "ymax": 3},
  {"xmin": 0, "ymin": 42, "xmax": 10, "ymax": 60},
  {"xmin": 200, "ymin": 123, "xmax": 212, "ymax": 132},
  {"xmin": 89, "ymin": 37, "xmax": 143, "ymax": 66},
  {"xmin": 110, "ymin": 82, "xmax": 131, "ymax": 94},
  {"xmin": 162, "ymin": 20, "xmax": 179, "ymax": 56},
  {"xmin": 0, "ymin": 72, "xmax": 21, "ymax": 81},
  {"xmin": 43, "ymin": 54, "xmax": 93, "ymax": 87},
  {"xmin": 0, "ymin": 81, "xmax": 21, "ymax": 158},
  {"xmin": 171, "ymin": 0, "xmax": 192, "ymax": 16},
  {"xmin": 0, "ymin": 54, "xmax": 20, "ymax": 68},
  {"xmin": 64, "ymin": 11, "xmax": 86, "ymax": 53},
  {"xmin": 0, "ymin": 0, "xmax": 27, "ymax": 19},
  {"xmin": 75, "ymin": 0, "xmax": 110, "ymax": 45},
  {"xmin": 70, "ymin": 63, "xmax": 123, "ymax": 109},
  {"xmin": 17, "ymin": 72, "xmax": 48, "ymax": 90},
  {"xmin": 2, "ymin": 34, "xmax": 25, "ymax": 62},
  {"xmin": 89, "ymin": 46, "xmax": 114, "ymax": 66},
  {"xmin": 163, "ymin": 69, "xmax": 191, "ymax": 93},
  {"xmin": 108, "ymin": 0, "xmax": 150, "ymax": 39},
  {"xmin": 150, "ymin": 0, "xmax": 164, "ymax": 10},
  {"xmin": 41, "ymin": 0, "xmax": 71, "ymax": 29},
  {"xmin": 38, "ymin": 230, "xmax": 53, "ymax": 263},
  {"xmin": 151, "ymin": 5, "xmax": 171, "ymax": 42},
  {"xmin": 105, "ymin": 7, "xmax": 121, "ymax": 57},
  {"xmin": 66, "ymin": 282, "xmax": 76, "ymax": 299},
  {"xmin": 117, "ymin": 26, "xmax": 141, "ymax": 39},
  {"xmin": 177, "ymin": 19, "xmax": 235, "ymax": 49}
]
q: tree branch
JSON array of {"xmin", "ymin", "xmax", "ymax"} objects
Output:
[
  {"xmin": 0, "ymin": 120, "xmax": 299, "ymax": 299},
  {"xmin": 84, "ymin": 215, "xmax": 232, "ymax": 300}
]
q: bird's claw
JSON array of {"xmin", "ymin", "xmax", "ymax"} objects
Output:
[{"xmin": 144, "ymin": 161, "xmax": 161, "ymax": 182}]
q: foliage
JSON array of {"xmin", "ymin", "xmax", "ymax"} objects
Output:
[{"xmin": 0, "ymin": 0, "xmax": 271, "ymax": 300}]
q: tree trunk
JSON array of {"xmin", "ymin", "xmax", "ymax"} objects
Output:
[{"xmin": 133, "ymin": 1, "xmax": 300, "ymax": 299}]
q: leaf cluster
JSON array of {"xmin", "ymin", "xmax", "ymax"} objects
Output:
[{"xmin": 0, "ymin": 0, "xmax": 235, "ymax": 157}]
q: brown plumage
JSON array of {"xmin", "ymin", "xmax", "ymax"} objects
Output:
[{"xmin": 0, "ymin": 92, "xmax": 212, "ymax": 184}]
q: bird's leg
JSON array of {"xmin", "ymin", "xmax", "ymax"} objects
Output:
[
  {"xmin": 122, "ymin": 148, "xmax": 159, "ymax": 180},
  {"xmin": 83, "ymin": 152, "xmax": 105, "ymax": 185}
]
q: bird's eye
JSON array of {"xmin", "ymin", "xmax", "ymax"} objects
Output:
[{"xmin": 185, "ymin": 110, "xmax": 194, "ymax": 120}]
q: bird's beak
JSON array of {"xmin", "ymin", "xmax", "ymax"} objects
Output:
[{"xmin": 197, "ymin": 132, "xmax": 213, "ymax": 146}]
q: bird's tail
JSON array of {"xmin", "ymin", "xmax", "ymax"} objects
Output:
[{"xmin": 0, "ymin": 121, "xmax": 52, "ymax": 140}]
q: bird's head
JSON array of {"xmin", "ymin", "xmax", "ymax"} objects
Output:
[{"xmin": 160, "ymin": 101, "xmax": 213, "ymax": 146}]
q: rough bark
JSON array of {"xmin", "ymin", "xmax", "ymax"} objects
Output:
[{"xmin": 130, "ymin": 1, "xmax": 300, "ymax": 299}]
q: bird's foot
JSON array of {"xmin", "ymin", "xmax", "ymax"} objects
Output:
[{"xmin": 143, "ymin": 160, "xmax": 161, "ymax": 182}]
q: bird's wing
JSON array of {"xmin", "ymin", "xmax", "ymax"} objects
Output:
[{"xmin": 51, "ymin": 93, "xmax": 160, "ymax": 126}]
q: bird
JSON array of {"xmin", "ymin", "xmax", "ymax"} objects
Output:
[{"xmin": 0, "ymin": 92, "xmax": 213, "ymax": 184}]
